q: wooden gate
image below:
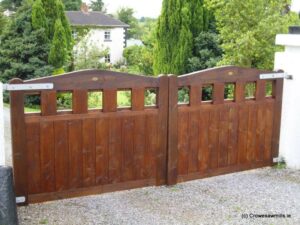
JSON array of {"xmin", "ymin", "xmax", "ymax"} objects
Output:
[
  {"xmin": 167, "ymin": 66, "xmax": 283, "ymax": 184},
  {"xmin": 9, "ymin": 66, "xmax": 283, "ymax": 204},
  {"xmin": 10, "ymin": 70, "xmax": 168, "ymax": 204}
]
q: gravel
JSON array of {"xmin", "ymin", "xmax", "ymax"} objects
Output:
[{"xmin": 18, "ymin": 168, "xmax": 300, "ymax": 225}]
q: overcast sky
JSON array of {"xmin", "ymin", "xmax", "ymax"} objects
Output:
[{"xmin": 102, "ymin": 0, "xmax": 162, "ymax": 18}]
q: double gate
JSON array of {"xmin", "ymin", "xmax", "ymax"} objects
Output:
[{"xmin": 9, "ymin": 66, "xmax": 283, "ymax": 204}]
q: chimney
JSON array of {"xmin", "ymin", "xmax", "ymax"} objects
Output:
[{"xmin": 80, "ymin": 3, "xmax": 89, "ymax": 14}]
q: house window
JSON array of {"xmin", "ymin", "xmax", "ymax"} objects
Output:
[
  {"xmin": 105, "ymin": 54, "xmax": 111, "ymax": 63},
  {"xmin": 104, "ymin": 31, "xmax": 111, "ymax": 41}
]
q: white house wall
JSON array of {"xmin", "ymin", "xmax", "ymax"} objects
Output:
[{"xmin": 75, "ymin": 27, "xmax": 126, "ymax": 64}]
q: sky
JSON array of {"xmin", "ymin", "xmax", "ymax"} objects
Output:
[{"xmin": 102, "ymin": 0, "xmax": 163, "ymax": 18}]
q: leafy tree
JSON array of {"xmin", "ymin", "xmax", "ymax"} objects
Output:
[
  {"xmin": 123, "ymin": 45, "xmax": 153, "ymax": 75},
  {"xmin": 90, "ymin": 0, "xmax": 105, "ymax": 12},
  {"xmin": 187, "ymin": 32, "xmax": 222, "ymax": 72},
  {"xmin": 63, "ymin": 0, "xmax": 81, "ymax": 10},
  {"xmin": 206, "ymin": 0, "xmax": 300, "ymax": 70},
  {"xmin": 48, "ymin": 19, "xmax": 67, "ymax": 70},
  {"xmin": 0, "ymin": 1, "xmax": 53, "ymax": 83},
  {"xmin": 117, "ymin": 7, "xmax": 138, "ymax": 39},
  {"xmin": 153, "ymin": 0, "xmax": 211, "ymax": 75}
]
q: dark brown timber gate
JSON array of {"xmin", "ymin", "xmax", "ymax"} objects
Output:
[{"xmin": 9, "ymin": 66, "xmax": 283, "ymax": 204}]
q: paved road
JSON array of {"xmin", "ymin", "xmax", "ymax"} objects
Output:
[{"xmin": 4, "ymin": 106, "xmax": 12, "ymax": 166}]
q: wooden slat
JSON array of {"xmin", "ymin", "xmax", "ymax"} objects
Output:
[
  {"xmin": 208, "ymin": 107, "xmax": 219, "ymax": 169},
  {"xmin": 157, "ymin": 75, "xmax": 169, "ymax": 185},
  {"xmin": 122, "ymin": 117, "xmax": 135, "ymax": 181},
  {"xmin": 68, "ymin": 120, "xmax": 83, "ymax": 189},
  {"xmin": 54, "ymin": 121, "xmax": 69, "ymax": 191},
  {"xmin": 95, "ymin": 118, "xmax": 109, "ymax": 185},
  {"xmin": 73, "ymin": 89, "xmax": 88, "ymax": 114},
  {"xmin": 213, "ymin": 83, "xmax": 224, "ymax": 105},
  {"xmin": 108, "ymin": 117, "xmax": 122, "ymax": 183},
  {"xmin": 227, "ymin": 105, "xmax": 238, "ymax": 165},
  {"xmin": 40, "ymin": 121, "xmax": 55, "ymax": 193},
  {"xmin": 190, "ymin": 84, "xmax": 201, "ymax": 106},
  {"xmin": 132, "ymin": 88, "xmax": 144, "ymax": 111},
  {"xmin": 10, "ymin": 79, "xmax": 29, "ymax": 204},
  {"xmin": 198, "ymin": 109, "xmax": 210, "ymax": 172},
  {"xmin": 235, "ymin": 81, "xmax": 245, "ymax": 103},
  {"xmin": 264, "ymin": 102, "xmax": 274, "ymax": 162},
  {"xmin": 133, "ymin": 115, "xmax": 146, "ymax": 179},
  {"xmin": 167, "ymin": 75, "xmax": 178, "ymax": 185},
  {"xmin": 177, "ymin": 111, "xmax": 189, "ymax": 175},
  {"xmin": 41, "ymin": 91, "xmax": 57, "ymax": 116},
  {"xmin": 237, "ymin": 105, "xmax": 249, "ymax": 164},
  {"xmin": 246, "ymin": 104, "xmax": 257, "ymax": 163},
  {"xmin": 82, "ymin": 119, "xmax": 96, "ymax": 187},
  {"xmin": 256, "ymin": 80, "xmax": 266, "ymax": 101},
  {"xmin": 103, "ymin": 89, "xmax": 117, "ymax": 112},
  {"xmin": 188, "ymin": 111, "xmax": 199, "ymax": 173},
  {"xmin": 218, "ymin": 106, "xmax": 229, "ymax": 167},
  {"xmin": 255, "ymin": 104, "xmax": 265, "ymax": 162},
  {"xmin": 145, "ymin": 114, "xmax": 158, "ymax": 179},
  {"xmin": 26, "ymin": 122, "xmax": 41, "ymax": 194}
]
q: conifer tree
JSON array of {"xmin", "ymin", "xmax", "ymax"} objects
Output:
[
  {"xmin": 48, "ymin": 19, "xmax": 67, "ymax": 69},
  {"xmin": 153, "ymin": 0, "xmax": 211, "ymax": 75},
  {"xmin": 31, "ymin": 0, "xmax": 48, "ymax": 31}
]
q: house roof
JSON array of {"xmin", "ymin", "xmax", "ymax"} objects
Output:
[{"xmin": 65, "ymin": 11, "xmax": 130, "ymax": 28}]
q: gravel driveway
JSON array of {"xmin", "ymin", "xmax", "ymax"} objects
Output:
[{"xmin": 18, "ymin": 168, "xmax": 300, "ymax": 225}]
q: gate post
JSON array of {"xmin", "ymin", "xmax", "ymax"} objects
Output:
[
  {"xmin": 9, "ymin": 78, "xmax": 28, "ymax": 204},
  {"xmin": 275, "ymin": 25, "xmax": 300, "ymax": 169},
  {"xmin": 167, "ymin": 75, "xmax": 178, "ymax": 185}
]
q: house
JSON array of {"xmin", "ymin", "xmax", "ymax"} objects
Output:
[{"xmin": 65, "ymin": 4, "xmax": 129, "ymax": 64}]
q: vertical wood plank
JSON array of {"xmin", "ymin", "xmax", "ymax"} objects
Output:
[
  {"xmin": 188, "ymin": 111, "xmax": 199, "ymax": 173},
  {"xmin": 10, "ymin": 79, "xmax": 29, "ymax": 204},
  {"xmin": 41, "ymin": 91, "xmax": 57, "ymax": 116},
  {"xmin": 255, "ymin": 104, "xmax": 265, "ymax": 162},
  {"xmin": 145, "ymin": 114, "xmax": 158, "ymax": 179},
  {"xmin": 95, "ymin": 118, "xmax": 109, "ymax": 185},
  {"xmin": 108, "ymin": 117, "xmax": 122, "ymax": 183},
  {"xmin": 133, "ymin": 115, "xmax": 146, "ymax": 179},
  {"xmin": 157, "ymin": 75, "xmax": 169, "ymax": 185},
  {"xmin": 40, "ymin": 121, "xmax": 55, "ymax": 193},
  {"xmin": 177, "ymin": 111, "xmax": 189, "ymax": 175},
  {"xmin": 167, "ymin": 75, "xmax": 177, "ymax": 185},
  {"xmin": 227, "ymin": 105, "xmax": 238, "ymax": 165},
  {"xmin": 103, "ymin": 89, "xmax": 117, "ymax": 112},
  {"xmin": 121, "ymin": 117, "xmax": 135, "ymax": 181},
  {"xmin": 68, "ymin": 120, "xmax": 83, "ymax": 189},
  {"xmin": 264, "ymin": 102, "xmax": 274, "ymax": 163},
  {"xmin": 132, "ymin": 88, "xmax": 144, "ymax": 111},
  {"xmin": 237, "ymin": 105, "xmax": 249, "ymax": 164},
  {"xmin": 235, "ymin": 81, "xmax": 245, "ymax": 103},
  {"xmin": 198, "ymin": 109, "xmax": 210, "ymax": 172},
  {"xmin": 73, "ymin": 89, "xmax": 88, "ymax": 114},
  {"xmin": 54, "ymin": 121, "xmax": 69, "ymax": 191},
  {"xmin": 82, "ymin": 118, "xmax": 96, "ymax": 187},
  {"xmin": 209, "ymin": 107, "xmax": 220, "ymax": 169},
  {"xmin": 190, "ymin": 85, "xmax": 201, "ymax": 107},
  {"xmin": 218, "ymin": 106, "xmax": 229, "ymax": 167},
  {"xmin": 256, "ymin": 80, "xmax": 266, "ymax": 101},
  {"xmin": 213, "ymin": 83, "xmax": 224, "ymax": 105},
  {"xmin": 246, "ymin": 104, "xmax": 257, "ymax": 163},
  {"xmin": 26, "ymin": 122, "xmax": 40, "ymax": 194}
]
